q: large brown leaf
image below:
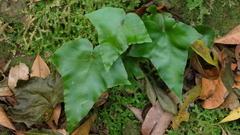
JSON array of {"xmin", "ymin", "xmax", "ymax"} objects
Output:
[
  {"xmin": 141, "ymin": 101, "xmax": 173, "ymax": 135},
  {"xmin": 214, "ymin": 25, "xmax": 240, "ymax": 44},
  {"xmin": 7, "ymin": 71, "xmax": 63, "ymax": 127},
  {"xmin": 30, "ymin": 55, "xmax": 50, "ymax": 79}
]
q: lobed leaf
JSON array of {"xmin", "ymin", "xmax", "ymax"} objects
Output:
[
  {"xmin": 50, "ymin": 38, "xmax": 129, "ymax": 132},
  {"xmin": 129, "ymin": 7, "xmax": 202, "ymax": 101},
  {"xmin": 85, "ymin": 7, "xmax": 152, "ymax": 72}
]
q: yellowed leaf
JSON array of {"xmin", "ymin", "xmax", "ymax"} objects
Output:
[
  {"xmin": 0, "ymin": 106, "xmax": 16, "ymax": 130},
  {"xmin": 214, "ymin": 25, "xmax": 240, "ymax": 44},
  {"xmin": 171, "ymin": 84, "xmax": 202, "ymax": 129},
  {"xmin": 30, "ymin": 55, "xmax": 50, "ymax": 79},
  {"xmin": 72, "ymin": 114, "xmax": 97, "ymax": 135},
  {"xmin": 216, "ymin": 106, "xmax": 240, "ymax": 124},
  {"xmin": 191, "ymin": 40, "xmax": 219, "ymax": 69},
  {"xmin": 8, "ymin": 63, "xmax": 29, "ymax": 91},
  {"xmin": 47, "ymin": 104, "xmax": 61, "ymax": 132}
]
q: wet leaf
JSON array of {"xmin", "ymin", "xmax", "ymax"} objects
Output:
[
  {"xmin": 152, "ymin": 80, "xmax": 177, "ymax": 115},
  {"xmin": 8, "ymin": 63, "xmax": 29, "ymax": 91},
  {"xmin": 141, "ymin": 101, "xmax": 173, "ymax": 135},
  {"xmin": 72, "ymin": 114, "xmax": 97, "ymax": 135},
  {"xmin": 47, "ymin": 104, "xmax": 62, "ymax": 132},
  {"xmin": 214, "ymin": 25, "xmax": 240, "ymax": 44},
  {"xmin": 145, "ymin": 76, "xmax": 156, "ymax": 105},
  {"xmin": 216, "ymin": 106, "xmax": 240, "ymax": 124},
  {"xmin": 50, "ymin": 39, "xmax": 130, "ymax": 132},
  {"xmin": 7, "ymin": 71, "xmax": 64, "ymax": 127},
  {"xmin": 128, "ymin": 106, "xmax": 143, "ymax": 123},
  {"xmin": 30, "ymin": 55, "xmax": 50, "ymax": 79},
  {"xmin": 86, "ymin": 7, "xmax": 151, "ymax": 72},
  {"xmin": 172, "ymin": 84, "xmax": 202, "ymax": 129},
  {"xmin": 129, "ymin": 6, "xmax": 202, "ymax": 101},
  {"xmin": 200, "ymin": 77, "xmax": 228, "ymax": 109},
  {"xmin": 190, "ymin": 40, "xmax": 219, "ymax": 68},
  {"xmin": 0, "ymin": 106, "xmax": 16, "ymax": 131}
]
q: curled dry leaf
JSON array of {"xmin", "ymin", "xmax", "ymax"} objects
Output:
[
  {"xmin": 72, "ymin": 114, "xmax": 97, "ymax": 135},
  {"xmin": 200, "ymin": 77, "xmax": 229, "ymax": 109},
  {"xmin": 141, "ymin": 101, "xmax": 173, "ymax": 135},
  {"xmin": 214, "ymin": 25, "xmax": 240, "ymax": 44},
  {"xmin": 0, "ymin": 106, "xmax": 16, "ymax": 131},
  {"xmin": 47, "ymin": 104, "xmax": 62, "ymax": 132},
  {"xmin": 31, "ymin": 55, "xmax": 50, "ymax": 79},
  {"xmin": 93, "ymin": 92, "xmax": 108, "ymax": 108},
  {"xmin": 8, "ymin": 63, "xmax": 29, "ymax": 91}
]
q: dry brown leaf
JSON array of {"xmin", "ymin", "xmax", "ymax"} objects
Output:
[
  {"xmin": 214, "ymin": 25, "xmax": 240, "ymax": 44},
  {"xmin": 0, "ymin": 106, "xmax": 16, "ymax": 130},
  {"xmin": 47, "ymin": 104, "xmax": 62, "ymax": 132},
  {"xmin": 56, "ymin": 129, "xmax": 67, "ymax": 135},
  {"xmin": 141, "ymin": 101, "xmax": 173, "ymax": 135},
  {"xmin": 0, "ymin": 77, "xmax": 13, "ymax": 96},
  {"xmin": 72, "ymin": 114, "xmax": 97, "ymax": 135},
  {"xmin": 200, "ymin": 77, "xmax": 229, "ymax": 109},
  {"xmin": 232, "ymin": 75, "xmax": 240, "ymax": 90},
  {"xmin": 8, "ymin": 63, "xmax": 29, "ymax": 91},
  {"xmin": 93, "ymin": 92, "xmax": 108, "ymax": 108},
  {"xmin": 128, "ymin": 106, "xmax": 143, "ymax": 123},
  {"xmin": 220, "ymin": 92, "xmax": 239, "ymax": 110},
  {"xmin": 30, "ymin": 55, "xmax": 50, "ymax": 79}
]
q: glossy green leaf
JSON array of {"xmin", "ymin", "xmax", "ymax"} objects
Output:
[
  {"xmin": 195, "ymin": 25, "xmax": 215, "ymax": 48},
  {"xmin": 129, "ymin": 7, "xmax": 202, "ymax": 101},
  {"xmin": 7, "ymin": 72, "xmax": 63, "ymax": 127},
  {"xmin": 120, "ymin": 57, "xmax": 146, "ymax": 91},
  {"xmin": 50, "ymin": 38, "xmax": 129, "ymax": 132},
  {"xmin": 85, "ymin": 7, "xmax": 152, "ymax": 72},
  {"xmin": 190, "ymin": 40, "xmax": 219, "ymax": 68}
]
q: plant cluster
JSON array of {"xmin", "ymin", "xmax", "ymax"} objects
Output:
[{"xmin": 50, "ymin": 5, "xmax": 217, "ymax": 133}]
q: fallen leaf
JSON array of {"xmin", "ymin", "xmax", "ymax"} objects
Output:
[
  {"xmin": 215, "ymin": 106, "xmax": 240, "ymax": 124},
  {"xmin": 220, "ymin": 92, "xmax": 239, "ymax": 110},
  {"xmin": 128, "ymin": 106, "xmax": 143, "ymax": 123},
  {"xmin": 141, "ymin": 101, "xmax": 173, "ymax": 135},
  {"xmin": 145, "ymin": 76, "xmax": 156, "ymax": 105},
  {"xmin": 56, "ymin": 129, "xmax": 66, "ymax": 135},
  {"xmin": 72, "ymin": 114, "xmax": 97, "ymax": 135},
  {"xmin": 152, "ymin": 80, "xmax": 177, "ymax": 115},
  {"xmin": 171, "ymin": 84, "xmax": 202, "ymax": 129},
  {"xmin": 0, "ymin": 77, "xmax": 13, "ymax": 96},
  {"xmin": 8, "ymin": 63, "xmax": 29, "ymax": 91},
  {"xmin": 191, "ymin": 40, "xmax": 219, "ymax": 68},
  {"xmin": 31, "ymin": 55, "xmax": 50, "ymax": 79},
  {"xmin": 93, "ymin": 92, "xmax": 109, "ymax": 108},
  {"xmin": 214, "ymin": 25, "xmax": 240, "ymax": 44},
  {"xmin": 200, "ymin": 77, "xmax": 229, "ymax": 109},
  {"xmin": 7, "ymin": 71, "xmax": 64, "ymax": 127},
  {"xmin": 47, "ymin": 104, "xmax": 62, "ymax": 132},
  {"xmin": 0, "ymin": 106, "xmax": 16, "ymax": 130}
]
